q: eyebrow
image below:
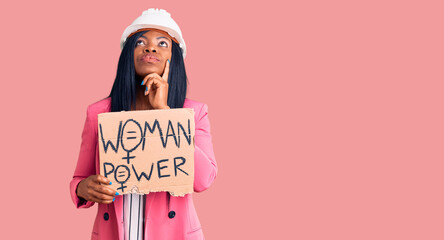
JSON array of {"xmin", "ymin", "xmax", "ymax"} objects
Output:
[
  {"xmin": 139, "ymin": 35, "xmax": 172, "ymax": 43},
  {"xmin": 157, "ymin": 36, "xmax": 172, "ymax": 42}
]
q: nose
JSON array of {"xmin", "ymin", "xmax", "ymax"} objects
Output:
[{"xmin": 144, "ymin": 45, "xmax": 156, "ymax": 53}]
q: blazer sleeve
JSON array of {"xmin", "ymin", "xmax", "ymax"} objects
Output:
[
  {"xmin": 69, "ymin": 106, "xmax": 97, "ymax": 208},
  {"xmin": 193, "ymin": 103, "xmax": 218, "ymax": 192}
]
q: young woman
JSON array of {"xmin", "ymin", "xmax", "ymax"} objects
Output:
[{"xmin": 69, "ymin": 8, "xmax": 217, "ymax": 240}]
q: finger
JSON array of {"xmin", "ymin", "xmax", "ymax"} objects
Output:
[
  {"xmin": 91, "ymin": 189, "xmax": 115, "ymax": 202},
  {"xmin": 83, "ymin": 188, "xmax": 100, "ymax": 202},
  {"xmin": 85, "ymin": 195, "xmax": 98, "ymax": 203},
  {"xmin": 94, "ymin": 175, "xmax": 112, "ymax": 185},
  {"xmin": 162, "ymin": 59, "xmax": 170, "ymax": 81},
  {"xmin": 145, "ymin": 77, "xmax": 162, "ymax": 95},
  {"xmin": 147, "ymin": 78, "xmax": 168, "ymax": 96},
  {"xmin": 94, "ymin": 184, "xmax": 117, "ymax": 197},
  {"xmin": 142, "ymin": 73, "xmax": 158, "ymax": 85},
  {"xmin": 88, "ymin": 195, "xmax": 103, "ymax": 203},
  {"xmin": 90, "ymin": 195, "xmax": 114, "ymax": 204},
  {"xmin": 103, "ymin": 198, "xmax": 115, "ymax": 204},
  {"xmin": 145, "ymin": 77, "xmax": 155, "ymax": 95},
  {"xmin": 143, "ymin": 76, "xmax": 154, "ymax": 95}
]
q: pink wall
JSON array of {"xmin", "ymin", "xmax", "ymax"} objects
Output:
[{"xmin": 1, "ymin": 0, "xmax": 443, "ymax": 239}]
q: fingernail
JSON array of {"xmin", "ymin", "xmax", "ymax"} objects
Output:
[
  {"xmin": 115, "ymin": 192, "xmax": 119, "ymax": 196},
  {"xmin": 168, "ymin": 59, "xmax": 170, "ymax": 63},
  {"xmin": 141, "ymin": 81, "xmax": 144, "ymax": 85},
  {"xmin": 109, "ymin": 181, "xmax": 112, "ymax": 185},
  {"xmin": 113, "ymin": 198, "xmax": 115, "ymax": 202}
]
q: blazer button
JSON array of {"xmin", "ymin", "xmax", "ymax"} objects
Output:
[
  {"xmin": 104, "ymin": 212, "xmax": 109, "ymax": 221},
  {"xmin": 168, "ymin": 211, "xmax": 176, "ymax": 219}
]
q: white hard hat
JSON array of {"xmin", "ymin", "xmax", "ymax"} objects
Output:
[{"xmin": 120, "ymin": 8, "xmax": 186, "ymax": 58}]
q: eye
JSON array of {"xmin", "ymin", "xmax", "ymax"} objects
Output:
[
  {"xmin": 159, "ymin": 41, "xmax": 169, "ymax": 47},
  {"xmin": 135, "ymin": 39, "xmax": 145, "ymax": 46}
]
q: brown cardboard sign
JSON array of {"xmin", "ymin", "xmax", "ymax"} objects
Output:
[{"xmin": 98, "ymin": 108, "xmax": 195, "ymax": 197}]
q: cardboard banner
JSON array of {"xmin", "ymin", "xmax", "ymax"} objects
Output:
[{"xmin": 98, "ymin": 108, "xmax": 195, "ymax": 197}]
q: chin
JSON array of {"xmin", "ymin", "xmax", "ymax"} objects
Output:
[{"xmin": 136, "ymin": 68, "xmax": 162, "ymax": 77}]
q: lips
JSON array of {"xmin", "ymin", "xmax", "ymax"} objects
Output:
[{"xmin": 140, "ymin": 53, "xmax": 160, "ymax": 63}]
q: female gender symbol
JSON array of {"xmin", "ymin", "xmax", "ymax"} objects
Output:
[{"xmin": 115, "ymin": 165, "xmax": 131, "ymax": 192}]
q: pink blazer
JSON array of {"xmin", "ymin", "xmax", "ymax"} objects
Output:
[{"xmin": 70, "ymin": 98, "xmax": 217, "ymax": 240}]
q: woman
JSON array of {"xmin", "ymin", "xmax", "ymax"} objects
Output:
[{"xmin": 69, "ymin": 8, "xmax": 217, "ymax": 240}]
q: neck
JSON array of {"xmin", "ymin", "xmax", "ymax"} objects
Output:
[{"xmin": 133, "ymin": 84, "xmax": 153, "ymax": 111}]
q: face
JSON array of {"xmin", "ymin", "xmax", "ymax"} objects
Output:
[{"xmin": 133, "ymin": 30, "xmax": 173, "ymax": 78}]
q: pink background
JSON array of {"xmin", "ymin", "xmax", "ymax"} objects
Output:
[{"xmin": 1, "ymin": 0, "xmax": 443, "ymax": 239}]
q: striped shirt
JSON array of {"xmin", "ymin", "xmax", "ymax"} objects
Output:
[{"xmin": 123, "ymin": 193, "xmax": 145, "ymax": 240}]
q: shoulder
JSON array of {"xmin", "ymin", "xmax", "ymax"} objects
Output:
[
  {"xmin": 86, "ymin": 98, "xmax": 111, "ymax": 115},
  {"xmin": 183, "ymin": 98, "xmax": 208, "ymax": 120},
  {"xmin": 85, "ymin": 98, "xmax": 111, "ymax": 123},
  {"xmin": 183, "ymin": 98, "xmax": 204, "ymax": 108}
]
